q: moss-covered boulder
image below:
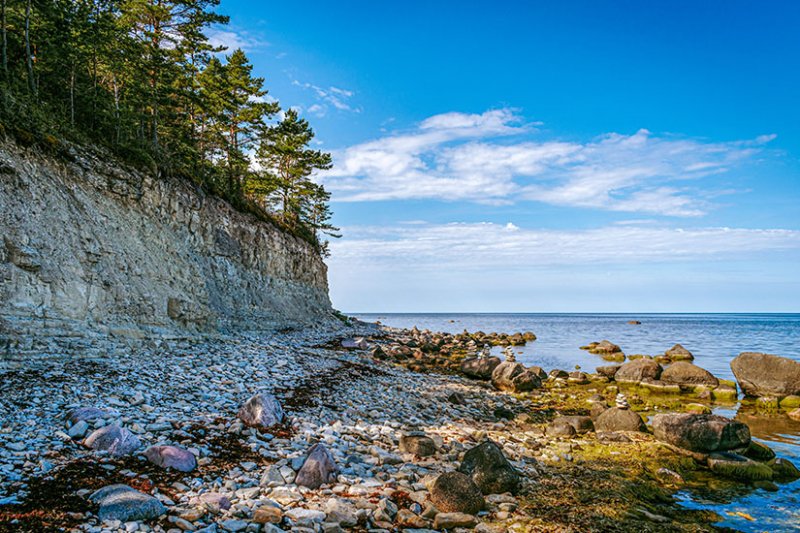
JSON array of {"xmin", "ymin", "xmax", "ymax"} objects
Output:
[
  {"xmin": 768, "ymin": 457, "xmax": 800, "ymax": 480},
  {"xmin": 743, "ymin": 440, "xmax": 776, "ymax": 462},
  {"xmin": 708, "ymin": 452, "xmax": 773, "ymax": 481}
]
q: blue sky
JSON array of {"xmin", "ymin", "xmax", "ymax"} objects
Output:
[{"xmin": 212, "ymin": 1, "xmax": 800, "ymax": 312}]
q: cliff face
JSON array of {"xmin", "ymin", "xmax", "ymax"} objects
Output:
[{"xmin": 0, "ymin": 142, "xmax": 333, "ymax": 353}]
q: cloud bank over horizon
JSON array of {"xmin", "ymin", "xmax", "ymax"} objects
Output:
[{"xmin": 318, "ymin": 109, "xmax": 798, "ymax": 312}]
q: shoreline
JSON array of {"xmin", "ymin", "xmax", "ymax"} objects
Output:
[{"xmin": 0, "ymin": 322, "xmax": 791, "ymax": 532}]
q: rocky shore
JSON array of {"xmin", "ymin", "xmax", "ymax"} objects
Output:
[{"xmin": 1, "ymin": 322, "xmax": 799, "ymax": 533}]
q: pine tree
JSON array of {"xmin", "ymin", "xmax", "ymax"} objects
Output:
[
  {"xmin": 251, "ymin": 109, "xmax": 338, "ymax": 247},
  {"xmin": 0, "ymin": 0, "xmax": 338, "ymax": 249}
]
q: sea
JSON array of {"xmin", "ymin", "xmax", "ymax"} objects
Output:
[{"xmin": 352, "ymin": 313, "xmax": 800, "ymax": 532}]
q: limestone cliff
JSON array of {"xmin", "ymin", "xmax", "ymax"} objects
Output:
[{"xmin": 0, "ymin": 141, "xmax": 334, "ymax": 353}]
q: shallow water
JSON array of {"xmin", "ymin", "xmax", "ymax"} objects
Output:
[{"xmin": 353, "ymin": 313, "xmax": 800, "ymax": 532}]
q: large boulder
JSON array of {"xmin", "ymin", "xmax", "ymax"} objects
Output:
[
  {"xmin": 84, "ymin": 425, "xmax": 141, "ymax": 456},
  {"xmin": 491, "ymin": 362, "xmax": 541, "ymax": 392},
  {"xmin": 295, "ymin": 443, "xmax": 338, "ymax": 489},
  {"xmin": 614, "ymin": 359, "xmax": 662, "ymax": 384},
  {"xmin": 238, "ymin": 392, "xmax": 284, "ymax": 428},
  {"xmin": 651, "ymin": 413, "xmax": 750, "ymax": 453},
  {"xmin": 89, "ymin": 485, "xmax": 166, "ymax": 522},
  {"xmin": 457, "ymin": 440, "xmax": 520, "ymax": 494},
  {"xmin": 460, "ymin": 356, "xmax": 501, "ymax": 380},
  {"xmin": 665, "ymin": 344, "xmax": 694, "ymax": 361},
  {"xmin": 730, "ymin": 352, "xmax": 800, "ymax": 397},
  {"xmin": 660, "ymin": 362, "xmax": 719, "ymax": 388},
  {"xmin": 429, "ymin": 471, "xmax": 485, "ymax": 514},
  {"xmin": 594, "ymin": 408, "xmax": 646, "ymax": 432},
  {"xmin": 144, "ymin": 445, "xmax": 197, "ymax": 472}
]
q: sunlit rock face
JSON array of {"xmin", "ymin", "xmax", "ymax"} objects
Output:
[{"xmin": 0, "ymin": 142, "xmax": 333, "ymax": 354}]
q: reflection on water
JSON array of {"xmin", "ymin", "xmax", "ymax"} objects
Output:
[{"xmin": 354, "ymin": 313, "xmax": 800, "ymax": 533}]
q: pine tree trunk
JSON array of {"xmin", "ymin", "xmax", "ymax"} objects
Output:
[
  {"xmin": 112, "ymin": 76, "xmax": 120, "ymax": 144},
  {"xmin": 1, "ymin": 0, "xmax": 7, "ymax": 82},
  {"xmin": 24, "ymin": 0, "xmax": 36, "ymax": 95},
  {"xmin": 69, "ymin": 66, "xmax": 75, "ymax": 126}
]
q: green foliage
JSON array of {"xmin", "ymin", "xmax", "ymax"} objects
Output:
[
  {"xmin": 0, "ymin": 0, "xmax": 337, "ymax": 252},
  {"xmin": 249, "ymin": 109, "xmax": 339, "ymax": 254}
]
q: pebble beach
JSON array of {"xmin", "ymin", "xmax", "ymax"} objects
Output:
[{"xmin": 1, "ymin": 321, "xmax": 798, "ymax": 533}]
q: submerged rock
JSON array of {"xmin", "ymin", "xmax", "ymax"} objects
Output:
[
  {"xmin": 458, "ymin": 440, "xmax": 521, "ymax": 494},
  {"xmin": 730, "ymin": 352, "xmax": 800, "ymax": 397},
  {"xmin": 89, "ymin": 484, "xmax": 166, "ymax": 522},
  {"xmin": 238, "ymin": 392, "xmax": 284, "ymax": 428},
  {"xmin": 430, "ymin": 471, "xmax": 485, "ymax": 514},
  {"xmin": 651, "ymin": 413, "xmax": 750, "ymax": 453}
]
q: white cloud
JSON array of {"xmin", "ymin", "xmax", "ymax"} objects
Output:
[
  {"xmin": 207, "ymin": 26, "xmax": 268, "ymax": 52},
  {"xmin": 321, "ymin": 109, "xmax": 775, "ymax": 216},
  {"xmin": 329, "ymin": 222, "xmax": 800, "ymax": 271},
  {"xmin": 292, "ymin": 80, "xmax": 360, "ymax": 115}
]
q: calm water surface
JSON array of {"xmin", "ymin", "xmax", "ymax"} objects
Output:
[{"xmin": 353, "ymin": 313, "xmax": 800, "ymax": 532}]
